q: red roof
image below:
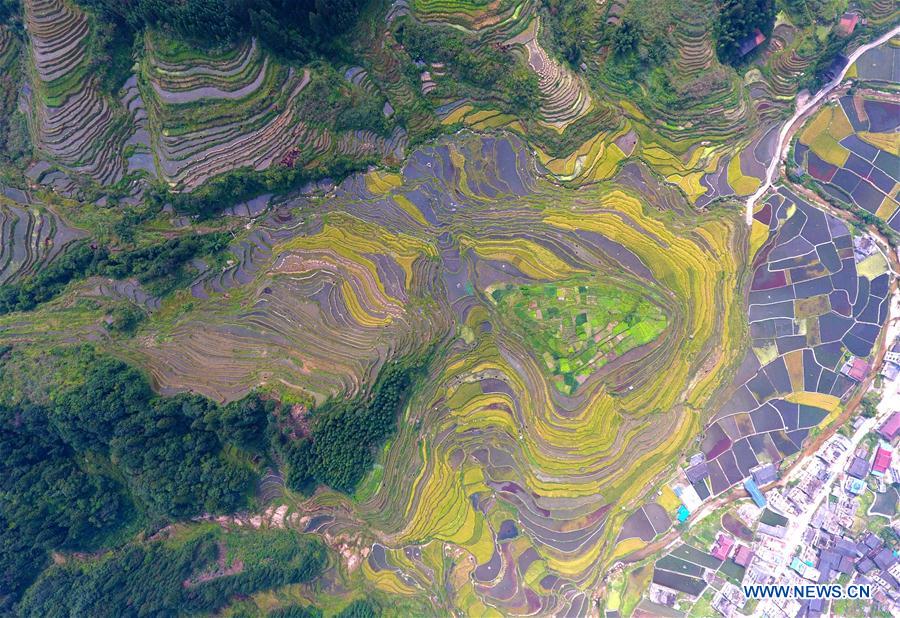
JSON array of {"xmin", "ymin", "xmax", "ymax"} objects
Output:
[
  {"xmin": 879, "ymin": 412, "xmax": 900, "ymax": 441},
  {"xmin": 839, "ymin": 14, "xmax": 859, "ymax": 35},
  {"xmin": 873, "ymin": 447, "xmax": 892, "ymax": 474},
  {"xmin": 711, "ymin": 534, "xmax": 734, "ymax": 561},
  {"xmin": 734, "ymin": 545, "xmax": 753, "ymax": 567},
  {"xmin": 848, "ymin": 357, "xmax": 870, "ymax": 381}
]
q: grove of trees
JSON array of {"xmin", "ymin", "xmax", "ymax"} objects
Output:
[
  {"xmin": 0, "ymin": 232, "xmax": 228, "ymax": 315},
  {"xmin": 77, "ymin": 0, "xmax": 370, "ymax": 61},
  {"xmin": 1, "ymin": 346, "xmax": 424, "ymax": 609}
]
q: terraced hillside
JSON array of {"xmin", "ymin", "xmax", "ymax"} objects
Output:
[
  {"xmin": 505, "ymin": 18, "xmax": 593, "ymax": 130},
  {"xmin": 140, "ymin": 34, "xmax": 317, "ymax": 191},
  {"xmin": 141, "ymin": 32, "xmax": 410, "ymax": 193},
  {"xmin": 0, "ymin": 1, "xmax": 897, "ymax": 616},
  {"xmin": 22, "ymin": 0, "xmax": 129, "ymax": 184},
  {"xmin": 0, "ymin": 194, "xmax": 86, "ymax": 284},
  {"xmin": 77, "ymin": 132, "xmax": 744, "ymax": 614}
]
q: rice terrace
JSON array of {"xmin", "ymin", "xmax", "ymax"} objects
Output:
[{"xmin": 0, "ymin": 0, "xmax": 898, "ymax": 617}]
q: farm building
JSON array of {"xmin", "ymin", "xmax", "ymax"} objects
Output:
[
  {"xmin": 840, "ymin": 357, "xmax": 870, "ymax": 382},
  {"xmin": 738, "ymin": 28, "xmax": 766, "ymax": 57},
  {"xmin": 743, "ymin": 478, "xmax": 766, "ymax": 508},
  {"xmin": 837, "ymin": 12, "xmax": 859, "ymax": 36},
  {"xmin": 751, "ymin": 462, "xmax": 777, "ymax": 486},
  {"xmin": 685, "ymin": 461, "xmax": 709, "ymax": 484}
]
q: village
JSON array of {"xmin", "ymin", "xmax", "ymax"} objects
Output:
[{"xmin": 632, "ymin": 321, "xmax": 900, "ymax": 618}]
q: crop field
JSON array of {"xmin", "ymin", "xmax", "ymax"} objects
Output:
[
  {"xmin": 795, "ymin": 94, "xmax": 900, "ymax": 230},
  {"xmin": 73, "ymin": 132, "xmax": 748, "ymax": 614},
  {"xmin": 701, "ymin": 187, "xmax": 890, "ymax": 493},
  {"xmin": 21, "ymin": 0, "xmax": 130, "ymax": 185},
  {"xmin": 2, "ymin": 0, "xmax": 898, "ymax": 615},
  {"xmin": 0, "ymin": 132, "xmax": 753, "ymax": 612},
  {"xmin": 850, "ymin": 37, "xmax": 900, "ymax": 85},
  {"xmin": 489, "ymin": 278, "xmax": 668, "ymax": 394}
]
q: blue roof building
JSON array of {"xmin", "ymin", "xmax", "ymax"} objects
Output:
[{"xmin": 744, "ymin": 478, "xmax": 766, "ymax": 508}]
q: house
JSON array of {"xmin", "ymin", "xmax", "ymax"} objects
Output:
[
  {"xmin": 841, "ymin": 356, "xmax": 871, "ymax": 382},
  {"xmin": 738, "ymin": 28, "xmax": 766, "ymax": 57},
  {"xmin": 834, "ymin": 537, "xmax": 860, "ymax": 557},
  {"xmin": 838, "ymin": 556, "xmax": 855, "ymax": 574},
  {"xmin": 858, "ymin": 557, "xmax": 877, "ymax": 574},
  {"xmin": 862, "ymin": 532, "xmax": 884, "ymax": 554},
  {"xmin": 878, "ymin": 412, "xmax": 900, "ymax": 442},
  {"xmin": 837, "ymin": 12, "xmax": 859, "ymax": 36},
  {"xmin": 758, "ymin": 523, "xmax": 786, "ymax": 538},
  {"xmin": 744, "ymin": 478, "xmax": 766, "ymax": 508},
  {"xmin": 873, "ymin": 445, "xmax": 893, "ymax": 476},
  {"xmin": 848, "ymin": 455, "xmax": 870, "ymax": 479},
  {"xmin": 712, "ymin": 533, "xmax": 735, "ymax": 561},
  {"xmin": 847, "ymin": 478, "xmax": 867, "ymax": 495},
  {"xmin": 734, "ymin": 545, "xmax": 753, "ymax": 567},
  {"xmin": 873, "ymin": 548, "xmax": 898, "ymax": 570},
  {"xmin": 751, "ymin": 463, "xmax": 777, "ymax": 486},
  {"xmin": 790, "ymin": 557, "xmax": 820, "ymax": 581}
]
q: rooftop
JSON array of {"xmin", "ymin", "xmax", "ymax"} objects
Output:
[{"xmin": 878, "ymin": 412, "xmax": 900, "ymax": 442}]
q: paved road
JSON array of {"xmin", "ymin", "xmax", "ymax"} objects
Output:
[{"xmin": 744, "ymin": 24, "xmax": 900, "ymax": 224}]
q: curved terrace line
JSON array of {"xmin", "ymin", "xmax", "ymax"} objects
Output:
[{"xmin": 745, "ymin": 23, "xmax": 900, "ymax": 225}]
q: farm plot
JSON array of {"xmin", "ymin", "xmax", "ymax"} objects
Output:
[
  {"xmin": 850, "ymin": 38, "xmax": 900, "ymax": 86},
  {"xmin": 0, "ymin": 199, "xmax": 86, "ymax": 284},
  {"xmin": 795, "ymin": 95, "xmax": 900, "ymax": 229},
  {"xmin": 700, "ymin": 187, "xmax": 890, "ymax": 495},
  {"xmin": 140, "ymin": 32, "xmax": 407, "ymax": 192},
  {"xmin": 488, "ymin": 278, "xmax": 668, "ymax": 394}
]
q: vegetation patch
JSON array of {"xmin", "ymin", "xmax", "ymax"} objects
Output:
[{"xmin": 489, "ymin": 278, "xmax": 668, "ymax": 394}]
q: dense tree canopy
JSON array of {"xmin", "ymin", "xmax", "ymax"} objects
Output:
[
  {"xmin": 279, "ymin": 360, "xmax": 421, "ymax": 494},
  {"xmin": 0, "ymin": 232, "xmax": 228, "ymax": 315},
  {"xmin": 0, "ymin": 353, "xmax": 269, "ymax": 607},
  {"xmin": 0, "ymin": 338, "xmax": 422, "ymax": 608},
  {"xmin": 17, "ymin": 528, "xmax": 327, "ymax": 617},
  {"xmin": 0, "ymin": 402, "xmax": 130, "ymax": 610},
  {"xmin": 77, "ymin": 0, "xmax": 370, "ymax": 60}
]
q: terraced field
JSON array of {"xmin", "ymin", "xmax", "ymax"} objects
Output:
[
  {"xmin": 22, "ymin": 0, "xmax": 129, "ymax": 184},
  {"xmin": 0, "ymin": 194, "xmax": 86, "ymax": 284},
  {"xmin": 140, "ymin": 33, "xmax": 318, "ymax": 191},
  {"xmin": 505, "ymin": 18, "xmax": 593, "ymax": 129},
  {"xmin": 703, "ymin": 187, "xmax": 890, "ymax": 493},
  {"xmin": 1, "ymin": 1, "xmax": 897, "ymax": 615},
  {"xmin": 106, "ymin": 132, "xmax": 749, "ymax": 613}
]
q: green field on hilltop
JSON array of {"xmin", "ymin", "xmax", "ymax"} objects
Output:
[{"xmin": 490, "ymin": 278, "xmax": 667, "ymax": 393}]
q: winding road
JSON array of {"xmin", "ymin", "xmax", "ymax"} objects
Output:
[{"xmin": 745, "ymin": 24, "xmax": 900, "ymax": 224}]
